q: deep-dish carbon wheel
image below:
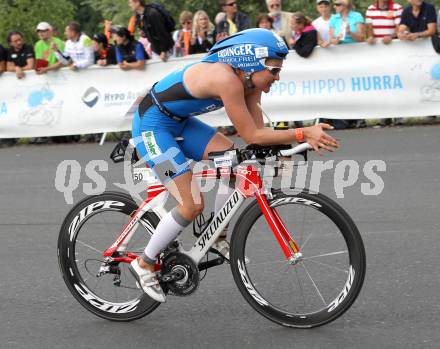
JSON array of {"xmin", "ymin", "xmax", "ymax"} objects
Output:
[
  {"xmin": 58, "ymin": 191, "xmax": 161, "ymax": 321},
  {"xmin": 230, "ymin": 190, "xmax": 366, "ymax": 328}
]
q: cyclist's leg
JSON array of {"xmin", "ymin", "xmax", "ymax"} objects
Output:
[
  {"xmin": 179, "ymin": 118, "xmax": 235, "ymax": 242},
  {"xmin": 130, "ymin": 132, "xmax": 204, "ymax": 301},
  {"xmin": 133, "ymin": 130, "xmax": 203, "ymax": 270},
  {"xmin": 131, "ymin": 112, "xmax": 207, "ymax": 300},
  {"xmin": 141, "ymin": 171, "xmax": 204, "ymax": 264}
]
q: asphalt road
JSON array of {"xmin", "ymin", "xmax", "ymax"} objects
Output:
[{"xmin": 1, "ymin": 125, "xmax": 439, "ymax": 349}]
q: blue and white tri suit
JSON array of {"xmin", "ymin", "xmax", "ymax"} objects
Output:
[{"xmin": 132, "ymin": 62, "xmax": 224, "ymax": 183}]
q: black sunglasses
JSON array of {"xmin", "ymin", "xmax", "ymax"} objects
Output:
[{"xmin": 225, "ymin": 2, "xmax": 237, "ymax": 6}]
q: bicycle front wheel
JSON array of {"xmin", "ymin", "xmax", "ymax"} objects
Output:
[
  {"xmin": 230, "ymin": 190, "xmax": 366, "ymax": 328},
  {"xmin": 58, "ymin": 191, "xmax": 161, "ymax": 321}
]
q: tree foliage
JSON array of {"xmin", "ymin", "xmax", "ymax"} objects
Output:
[
  {"xmin": 0, "ymin": 0, "xmax": 75, "ymax": 46},
  {"xmin": 70, "ymin": 0, "xmax": 103, "ymax": 38},
  {"xmin": 81, "ymin": 0, "xmax": 132, "ymax": 29}
]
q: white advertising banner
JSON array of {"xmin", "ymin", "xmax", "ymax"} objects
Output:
[{"xmin": 0, "ymin": 39, "xmax": 439, "ymax": 138}]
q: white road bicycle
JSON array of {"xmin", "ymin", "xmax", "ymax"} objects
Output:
[{"xmin": 58, "ymin": 141, "xmax": 366, "ymax": 328}]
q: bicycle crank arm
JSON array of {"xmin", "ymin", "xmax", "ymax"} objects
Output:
[{"xmin": 198, "ymin": 257, "xmax": 225, "ymax": 271}]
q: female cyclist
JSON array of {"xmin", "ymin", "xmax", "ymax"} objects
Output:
[{"xmin": 130, "ymin": 28, "xmax": 338, "ymax": 302}]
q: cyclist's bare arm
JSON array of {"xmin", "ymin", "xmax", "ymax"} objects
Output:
[
  {"xmin": 185, "ymin": 63, "xmax": 338, "ymax": 150},
  {"xmin": 223, "ymin": 80, "xmax": 339, "ymax": 152}
]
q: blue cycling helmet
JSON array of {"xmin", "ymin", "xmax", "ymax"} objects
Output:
[{"xmin": 202, "ymin": 28, "xmax": 289, "ymax": 73}]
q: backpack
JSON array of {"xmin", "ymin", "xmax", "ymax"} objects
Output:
[{"xmin": 146, "ymin": 3, "xmax": 176, "ymax": 32}]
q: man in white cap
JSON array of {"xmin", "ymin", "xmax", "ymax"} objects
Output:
[
  {"xmin": 266, "ymin": 0, "xmax": 292, "ymax": 42},
  {"xmin": 34, "ymin": 22, "xmax": 65, "ymax": 74}
]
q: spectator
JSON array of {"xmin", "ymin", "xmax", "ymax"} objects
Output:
[
  {"xmin": 399, "ymin": 0, "xmax": 437, "ymax": 124},
  {"xmin": 290, "ymin": 12, "xmax": 319, "ymax": 57},
  {"xmin": 256, "ymin": 13, "xmax": 274, "ymax": 30},
  {"xmin": 105, "ymin": 18, "xmax": 153, "ymax": 58},
  {"xmin": 266, "ymin": 0, "xmax": 293, "ymax": 42},
  {"xmin": 216, "ymin": 0, "xmax": 251, "ymax": 37},
  {"xmin": 34, "ymin": 22, "xmax": 65, "ymax": 75},
  {"xmin": 111, "ymin": 26, "xmax": 147, "ymax": 70},
  {"xmin": 366, "ymin": 0, "xmax": 403, "ymax": 126},
  {"xmin": 189, "ymin": 10, "xmax": 216, "ymax": 54},
  {"xmin": 6, "ymin": 31, "xmax": 35, "ymax": 79},
  {"xmin": 329, "ymin": 0, "xmax": 366, "ymax": 45},
  {"xmin": 54, "ymin": 22, "xmax": 94, "ymax": 70},
  {"xmin": 366, "ymin": 0, "xmax": 403, "ymax": 44},
  {"xmin": 215, "ymin": 12, "xmax": 226, "ymax": 26},
  {"xmin": 0, "ymin": 44, "xmax": 6, "ymax": 73},
  {"xmin": 398, "ymin": 0, "xmax": 436, "ymax": 41},
  {"xmin": 328, "ymin": 0, "xmax": 366, "ymax": 128},
  {"xmin": 313, "ymin": 0, "xmax": 332, "ymax": 47},
  {"xmin": 174, "ymin": 11, "xmax": 193, "ymax": 57},
  {"xmin": 128, "ymin": 0, "xmax": 175, "ymax": 62},
  {"xmin": 214, "ymin": 12, "xmax": 228, "ymax": 41},
  {"xmin": 92, "ymin": 33, "xmax": 117, "ymax": 66}
]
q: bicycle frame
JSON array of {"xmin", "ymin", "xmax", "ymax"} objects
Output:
[{"xmin": 102, "ymin": 164, "xmax": 302, "ymax": 265}]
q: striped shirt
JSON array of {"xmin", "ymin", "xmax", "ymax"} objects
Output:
[{"xmin": 365, "ymin": 2, "xmax": 403, "ymax": 38}]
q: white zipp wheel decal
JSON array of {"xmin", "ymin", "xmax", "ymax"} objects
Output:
[
  {"xmin": 237, "ymin": 259, "xmax": 268, "ymax": 307},
  {"xmin": 270, "ymin": 197, "xmax": 322, "ymax": 209},
  {"xmin": 68, "ymin": 200, "xmax": 125, "ymax": 241},
  {"xmin": 74, "ymin": 283, "xmax": 140, "ymax": 314},
  {"xmin": 327, "ymin": 265, "xmax": 355, "ymax": 312}
]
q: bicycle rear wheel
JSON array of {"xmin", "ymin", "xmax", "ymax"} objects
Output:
[
  {"xmin": 58, "ymin": 191, "xmax": 161, "ymax": 321},
  {"xmin": 230, "ymin": 190, "xmax": 366, "ymax": 328}
]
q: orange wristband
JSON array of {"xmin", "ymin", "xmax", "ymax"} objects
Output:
[{"xmin": 294, "ymin": 128, "xmax": 304, "ymax": 143}]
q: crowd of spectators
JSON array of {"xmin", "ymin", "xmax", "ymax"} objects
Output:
[
  {"xmin": 2, "ymin": 0, "xmax": 436, "ymax": 75},
  {"xmin": 0, "ymin": 0, "xmax": 438, "ymax": 145}
]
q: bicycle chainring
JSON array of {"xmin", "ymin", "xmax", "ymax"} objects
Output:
[{"xmin": 161, "ymin": 253, "xmax": 199, "ymax": 297}]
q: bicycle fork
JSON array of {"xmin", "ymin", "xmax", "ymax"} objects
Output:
[{"xmin": 255, "ymin": 192, "xmax": 303, "ymax": 265}]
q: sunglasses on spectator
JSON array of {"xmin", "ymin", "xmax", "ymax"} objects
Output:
[
  {"xmin": 225, "ymin": 2, "xmax": 237, "ymax": 6},
  {"xmin": 37, "ymin": 29, "xmax": 49, "ymax": 32},
  {"xmin": 262, "ymin": 63, "xmax": 282, "ymax": 76},
  {"xmin": 270, "ymin": 4, "xmax": 281, "ymax": 8},
  {"xmin": 181, "ymin": 20, "xmax": 192, "ymax": 25},
  {"xmin": 334, "ymin": 3, "xmax": 344, "ymax": 6}
]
